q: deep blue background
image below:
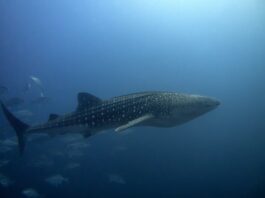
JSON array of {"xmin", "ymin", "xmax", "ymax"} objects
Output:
[{"xmin": 0, "ymin": 0, "xmax": 265, "ymax": 197}]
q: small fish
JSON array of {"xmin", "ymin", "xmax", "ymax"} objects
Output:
[
  {"xmin": 0, "ymin": 173, "xmax": 14, "ymax": 187},
  {"xmin": 28, "ymin": 155, "xmax": 54, "ymax": 168},
  {"xmin": 0, "ymin": 137, "xmax": 17, "ymax": 147},
  {"xmin": 0, "ymin": 137, "xmax": 17, "ymax": 153},
  {"xmin": 45, "ymin": 174, "xmax": 68, "ymax": 187},
  {"xmin": 30, "ymin": 76, "xmax": 42, "ymax": 88},
  {"xmin": 22, "ymin": 188, "xmax": 42, "ymax": 198}
]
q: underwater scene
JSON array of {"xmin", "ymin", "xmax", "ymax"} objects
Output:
[{"xmin": 0, "ymin": 0, "xmax": 265, "ymax": 197}]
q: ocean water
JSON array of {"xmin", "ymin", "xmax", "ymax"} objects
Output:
[{"xmin": 0, "ymin": 0, "xmax": 265, "ymax": 197}]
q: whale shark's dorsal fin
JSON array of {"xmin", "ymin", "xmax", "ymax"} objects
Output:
[
  {"xmin": 48, "ymin": 114, "xmax": 59, "ymax": 121},
  {"xmin": 77, "ymin": 92, "xmax": 102, "ymax": 111}
]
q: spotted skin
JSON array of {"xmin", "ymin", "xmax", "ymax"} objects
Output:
[{"xmin": 27, "ymin": 91, "xmax": 220, "ymax": 137}]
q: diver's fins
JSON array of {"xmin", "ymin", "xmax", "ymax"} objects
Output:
[{"xmin": 1, "ymin": 102, "xmax": 29, "ymax": 154}]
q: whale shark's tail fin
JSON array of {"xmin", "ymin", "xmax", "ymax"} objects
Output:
[{"xmin": 1, "ymin": 102, "xmax": 29, "ymax": 154}]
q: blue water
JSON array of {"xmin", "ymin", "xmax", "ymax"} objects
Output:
[{"xmin": 1, "ymin": 0, "xmax": 265, "ymax": 197}]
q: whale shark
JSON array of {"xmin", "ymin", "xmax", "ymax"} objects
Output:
[{"xmin": 1, "ymin": 91, "xmax": 220, "ymax": 154}]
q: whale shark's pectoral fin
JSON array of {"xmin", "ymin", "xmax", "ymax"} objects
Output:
[{"xmin": 115, "ymin": 114, "xmax": 154, "ymax": 132}]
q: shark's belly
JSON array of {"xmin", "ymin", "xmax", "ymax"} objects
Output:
[{"xmin": 142, "ymin": 114, "xmax": 192, "ymax": 128}]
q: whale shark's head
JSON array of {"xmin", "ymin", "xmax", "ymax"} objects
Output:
[
  {"xmin": 187, "ymin": 94, "xmax": 220, "ymax": 113},
  {"xmin": 158, "ymin": 93, "xmax": 220, "ymax": 126},
  {"xmin": 176, "ymin": 94, "xmax": 220, "ymax": 119}
]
